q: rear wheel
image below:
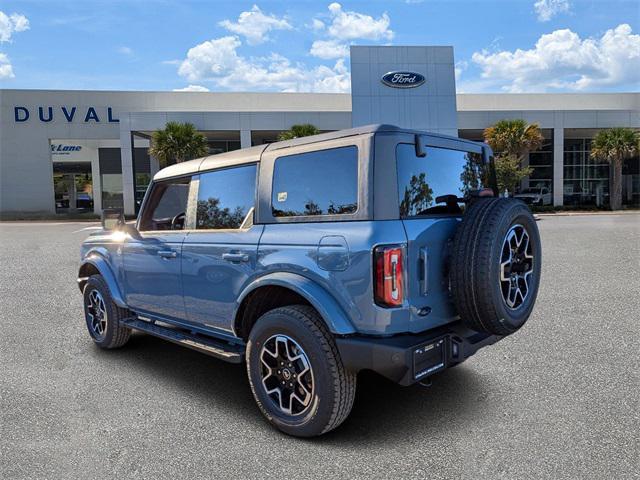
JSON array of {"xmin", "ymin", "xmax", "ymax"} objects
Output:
[
  {"xmin": 246, "ymin": 305, "xmax": 356, "ymax": 437},
  {"xmin": 450, "ymin": 198, "xmax": 542, "ymax": 336},
  {"xmin": 83, "ymin": 274, "xmax": 131, "ymax": 349}
]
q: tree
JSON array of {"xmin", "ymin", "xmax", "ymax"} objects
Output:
[
  {"xmin": 148, "ymin": 122, "xmax": 208, "ymax": 168},
  {"xmin": 484, "ymin": 119, "xmax": 544, "ymax": 195},
  {"xmin": 590, "ymin": 128, "xmax": 640, "ymax": 210},
  {"xmin": 484, "ymin": 119, "xmax": 544, "ymax": 160},
  {"xmin": 494, "ymin": 155, "xmax": 533, "ymax": 196},
  {"xmin": 277, "ymin": 124, "xmax": 320, "ymax": 141},
  {"xmin": 196, "ymin": 197, "xmax": 247, "ymax": 229},
  {"xmin": 399, "ymin": 173, "xmax": 434, "ymax": 217}
]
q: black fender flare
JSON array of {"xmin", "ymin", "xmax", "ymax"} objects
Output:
[{"xmin": 77, "ymin": 254, "xmax": 127, "ymax": 308}]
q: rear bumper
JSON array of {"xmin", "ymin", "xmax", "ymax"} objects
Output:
[{"xmin": 335, "ymin": 322, "xmax": 502, "ymax": 386}]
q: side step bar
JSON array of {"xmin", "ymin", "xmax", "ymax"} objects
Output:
[{"xmin": 122, "ymin": 318, "xmax": 244, "ymax": 364}]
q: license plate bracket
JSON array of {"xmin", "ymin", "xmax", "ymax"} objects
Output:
[{"xmin": 413, "ymin": 336, "xmax": 447, "ymax": 380}]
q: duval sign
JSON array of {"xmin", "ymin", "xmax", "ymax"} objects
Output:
[
  {"xmin": 14, "ymin": 106, "xmax": 119, "ymax": 123},
  {"xmin": 381, "ymin": 71, "xmax": 426, "ymax": 88}
]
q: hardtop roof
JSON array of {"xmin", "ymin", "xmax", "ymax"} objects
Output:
[{"xmin": 153, "ymin": 124, "xmax": 485, "ymax": 181}]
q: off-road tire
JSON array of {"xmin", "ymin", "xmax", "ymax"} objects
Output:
[
  {"xmin": 246, "ymin": 305, "xmax": 356, "ymax": 437},
  {"xmin": 450, "ymin": 198, "xmax": 542, "ymax": 336},
  {"xmin": 83, "ymin": 274, "xmax": 132, "ymax": 348}
]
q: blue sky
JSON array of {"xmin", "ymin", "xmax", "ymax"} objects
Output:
[{"xmin": 0, "ymin": 0, "xmax": 638, "ymax": 93}]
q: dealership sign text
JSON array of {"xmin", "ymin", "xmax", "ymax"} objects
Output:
[
  {"xmin": 14, "ymin": 106, "xmax": 119, "ymax": 123},
  {"xmin": 51, "ymin": 144, "xmax": 82, "ymax": 155},
  {"xmin": 381, "ymin": 71, "xmax": 426, "ymax": 88}
]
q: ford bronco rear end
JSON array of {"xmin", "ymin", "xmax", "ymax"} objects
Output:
[{"xmin": 79, "ymin": 125, "xmax": 541, "ymax": 437}]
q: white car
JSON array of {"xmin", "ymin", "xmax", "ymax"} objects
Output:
[{"xmin": 515, "ymin": 187, "xmax": 552, "ymax": 206}]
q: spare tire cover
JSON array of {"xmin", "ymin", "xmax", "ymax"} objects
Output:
[{"xmin": 449, "ymin": 198, "xmax": 542, "ymax": 336}]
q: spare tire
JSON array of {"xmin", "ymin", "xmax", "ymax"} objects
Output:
[{"xmin": 450, "ymin": 198, "xmax": 541, "ymax": 336}]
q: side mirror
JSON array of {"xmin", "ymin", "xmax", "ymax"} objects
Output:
[
  {"xmin": 101, "ymin": 208, "xmax": 125, "ymax": 231},
  {"xmin": 122, "ymin": 223, "xmax": 142, "ymax": 240}
]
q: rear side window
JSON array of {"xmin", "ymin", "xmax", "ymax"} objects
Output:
[
  {"xmin": 196, "ymin": 164, "xmax": 257, "ymax": 229},
  {"xmin": 139, "ymin": 177, "xmax": 191, "ymax": 231},
  {"xmin": 397, "ymin": 143, "xmax": 487, "ymax": 217},
  {"xmin": 272, "ymin": 146, "xmax": 358, "ymax": 217}
]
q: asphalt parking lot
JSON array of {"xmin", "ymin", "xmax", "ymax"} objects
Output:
[{"xmin": 1, "ymin": 214, "xmax": 638, "ymax": 479}]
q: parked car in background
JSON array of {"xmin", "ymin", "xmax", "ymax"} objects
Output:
[
  {"xmin": 76, "ymin": 192, "xmax": 94, "ymax": 210},
  {"xmin": 78, "ymin": 125, "xmax": 542, "ymax": 437},
  {"xmin": 515, "ymin": 186, "xmax": 552, "ymax": 205}
]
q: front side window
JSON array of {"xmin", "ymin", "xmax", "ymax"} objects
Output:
[
  {"xmin": 397, "ymin": 144, "xmax": 488, "ymax": 217},
  {"xmin": 139, "ymin": 177, "xmax": 191, "ymax": 231},
  {"xmin": 272, "ymin": 146, "xmax": 358, "ymax": 217},
  {"xmin": 196, "ymin": 164, "xmax": 257, "ymax": 230}
]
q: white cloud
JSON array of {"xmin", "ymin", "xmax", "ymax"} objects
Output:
[
  {"xmin": 325, "ymin": 3, "xmax": 393, "ymax": 41},
  {"xmin": 310, "ymin": 18, "xmax": 325, "ymax": 31},
  {"xmin": 454, "ymin": 60, "xmax": 468, "ymax": 81},
  {"xmin": 177, "ymin": 35, "xmax": 350, "ymax": 92},
  {"xmin": 178, "ymin": 36, "xmax": 243, "ymax": 82},
  {"xmin": 310, "ymin": 39, "xmax": 349, "ymax": 60},
  {"xmin": 0, "ymin": 52, "xmax": 14, "ymax": 79},
  {"xmin": 173, "ymin": 85, "xmax": 210, "ymax": 92},
  {"xmin": 471, "ymin": 24, "xmax": 640, "ymax": 92},
  {"xmin": 118, "ymin": 46, "xmax": 133, "ymax": 55},
  {"xmin": 0, "ymin": 11, "xmax": 29, "ymax": 43},
  {"xmin": 533, "ymin": 0, "xmax": 570, "ymax": 22},
  {"xmin": 219, "ymin": 5, "xmax": 292, "ymax": 45},
  {"xmin": 308, "ymin": 3, "xmax": 393, "ymax": 60},
  {"xmin": 178, "ymin": 4, "xmax": 395, "ymax": 92}
]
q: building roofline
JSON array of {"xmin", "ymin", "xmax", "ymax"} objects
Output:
[{"xmin": 456, "ymin": 92, "xmax": 640, "ymax": 111}]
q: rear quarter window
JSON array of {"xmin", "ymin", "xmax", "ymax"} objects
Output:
[
  {"xmin": 397, "ymin": 143, "xmax": 487, "ymax": 217},
  {"xmin": 272, "ymin": 146, "xmax": 358, "ymax": 217}
]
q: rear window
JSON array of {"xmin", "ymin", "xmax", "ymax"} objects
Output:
[
  {"xmin": 397, "ymin": 143, "xmax": 487, "ymax": 217},
  {"xmin": 196, "ymin": 164, "xmax": 257, "ymax": 230},
  {"xmin": 272, "ymin": 146, "xmax": 358, "ymax": 217}
]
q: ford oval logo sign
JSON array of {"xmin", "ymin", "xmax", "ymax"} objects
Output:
[{"xmin": 381, "ymin": 71, "xmax": 426, "ymax": 88}]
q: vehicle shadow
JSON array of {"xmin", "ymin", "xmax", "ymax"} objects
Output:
[{"xmin": 112, "ymin": 332, "xmax": 490, "ymax": 444}]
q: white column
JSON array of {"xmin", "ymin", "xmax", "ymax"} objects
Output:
[
  {"xmin": 91, "ymin": 148, "xmax": 102, "ymax": 215},
  {"xmin": 553, "ymin": 127, "xmax": 564, "ymax": 207},
  {"xmin": 120, "ymin": 118, "xmax": 136, "ymax": 216},
  {"xmin": 240, "ymin": 129, "xmax": 252, "ymax": 149}
]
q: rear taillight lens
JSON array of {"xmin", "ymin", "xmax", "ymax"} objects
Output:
[{"xmin": 374, "ymin": 245, "xmax": 404, "ymax": 307}]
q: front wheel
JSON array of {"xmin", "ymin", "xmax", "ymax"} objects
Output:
[
  {"xmin": 246, "ymin": 305, "xmax": 356, "ymax": 437},
  {"xmin": 83, "ymin": 274, "xmax": 131, "ymax": 349}
]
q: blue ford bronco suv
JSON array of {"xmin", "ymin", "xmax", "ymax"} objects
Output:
[{"xmin": 78, "ymin": 125, "xmax": 541, "ymax": 437}]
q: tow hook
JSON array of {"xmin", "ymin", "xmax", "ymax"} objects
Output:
[{"xmin": 418, "ymin": 377, "xmax": 433, "ymax": 388}]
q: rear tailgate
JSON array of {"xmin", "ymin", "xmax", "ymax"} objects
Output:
[
  {"xmin": 396, "ymin": 140, "xmax": 489, "ymax": 333},
  {"xmin": 402, "ymin": 217, "xmax": 460, "ymax": 332}
]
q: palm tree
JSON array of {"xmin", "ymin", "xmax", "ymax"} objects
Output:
[
  {"xmin": 277, "ymin": 124, "xmax": 320, "ymax": 141},
  {"xmin": 484, "ymin": 119, "xmax": 544, "ymax": 161},
  {"xmin": 148, "ymin": 122, "xmax": 208, "ymax": 168},
  {"xmin": 484, "ymin": 119, "xmax": 544, "ymax": 195},
  {"xmin": 590, "ymin": 128, "xmax": 640, "ymax": 210}
]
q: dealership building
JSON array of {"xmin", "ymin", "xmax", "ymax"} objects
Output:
[{"xmin": 1, "ymin": 45, "xmax": 638, "ymax": 216}]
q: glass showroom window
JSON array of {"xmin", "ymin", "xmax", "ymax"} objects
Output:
[
  {"xmin": 563, "ymin": 139, "xmax": 610, "ymax": 207},
  {"xmin": 99, "ymin": 148, "xmax": 124, "ymax": 210},
  {"xmin": 622, "ymin": 153, "xmax": 640, "ymax": 207},
  {"xmin": 527, "ymin": 134, "xmax": 553, "ymax": 193}
]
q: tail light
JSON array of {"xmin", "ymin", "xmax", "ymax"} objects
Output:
[{"xmin": 374, "ymin": 245, "xmax": 404, "ymax": 307}]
